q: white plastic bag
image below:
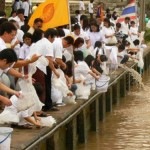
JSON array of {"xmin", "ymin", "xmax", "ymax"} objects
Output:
[
  {"xmin": 39, "ymin": 116, "xmax": 56, "ymax": 127},
  {"xmin": 96, "ymin": 75, "xmax": 110, "ymax": 92},
  {"xmin": 63, "ymin": 95, "xmax": 76, "ymax": 104}
]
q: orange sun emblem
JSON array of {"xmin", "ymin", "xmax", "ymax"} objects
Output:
[{"xmin": 41, "ymin": 3, "xmax": 55, "ymax": 23}]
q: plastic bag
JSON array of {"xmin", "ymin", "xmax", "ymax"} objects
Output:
[
  {"xmin": 39, "ymin": 116, "xmax": 56, "ymax": 127},
  {"xmin": 63, "ymin": 95, "xmax": 76, "ymax": 104},
  {"xmin": 0, "ymin": 96, "xmax": 19, "ymax": 124}
]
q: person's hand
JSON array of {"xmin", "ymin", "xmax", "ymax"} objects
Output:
[
  {"xmin": 29, "ymin": 54, "xmax": 41, "ymax": 63},
  {"xmin": 96, "ymin": 75, "xmax": 100, "ymax": 80},
  {"xmin": 13, "ymin": 91, "xmax": 21, "ymax": 97},
  {"xmin": 54, "ymin": 71, "xmax": 60, "ymax": 78},
  {"xmin": 67, "ymin": 92, "xmax": 73, "ymax": 96},
  {"xmin": 1, "ymin": 97, "xmax": 12, "ymax": 106},
  {"xmin": 35, "ymin": 120, "xmax": 41, "ymax": 128}
]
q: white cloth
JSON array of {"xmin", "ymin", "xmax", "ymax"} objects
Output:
[
  {"xmin": 22, "ymin": 1, "xmax": 29, "ymax": 17},
  {"xmin": 121, "ymin": 22, "xmax": 129, "ymax": 35},
  {"xmin": 0, "ymin": 37, "xmax": 7, "ymax": 51},
  {"xmin": 19, "ymin": 43, "xmax": 31, "ymax": 59},
  {"xmin": 87, "ymin": 31, "xmax": 102, "ymax": 46},
  {"xmin": 129, "ymin": 26, "xmax": 139, "ymax": 41},
  {"xmin": 53, "ymin": 38, "xmax": 63, "ymax": 59},
  {"xmin": 79, "ymin": 1, "xmax": 85, "ymax": 10},
  {"xmin": 28, "ymin": 38, "xmax": 53, "ymax": 57},
  {"xmin": 88, "ymin": 2, "xmax": 93, "ymax": 13},
  {"xmin": 101, "ymin": 26, "xmax": 115, "ymax": 44},
  {"xmin": 13, "ymin": 16, "xmax": 24, "ymax": 28}
]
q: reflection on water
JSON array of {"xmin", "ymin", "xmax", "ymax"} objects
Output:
[{"xmin": 78, "ymin": 70, "xmax": 150, "ymax": 150}]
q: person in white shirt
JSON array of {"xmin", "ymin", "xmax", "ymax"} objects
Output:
[
  {"xmin": 120, "ymin": 17, "xmax": 130, "ymax": 36},
  {"xmin": 53, "ymin": 28, "xmax": 66, "ymax": 70},
  {"xmin": 28, "ymin": 18, "xmax": 43, "ymax": 34},
  {"xmin": 22, "ymin": 0, "xmax": 30, "ymax": 18},
  {"xmin": 71, "ymin": 24, "xmax": 91, "ymax": 49},
  {"xmin": 13, "ymin": 8, "xmax": 25, "ymax": 28},
  {"xmin": 62, "ymin": 36, "xmax": 74, "ymax": 62},
  {"xmin": 87, "ymin": 22, "xmax": 103, "ymax": 47},
  {"xmin": 19, "ymin": 32, "xmax": 32, "ymax": 60},
  {"xmin": 79, "ymin": 0, "xmax": 85, "ymax": 14},
  {"xmin": 0, "ymin": 49, "xmax": 21, "ymax": 106},
  {"xmin": 9, "ymin": 19, "xmax": 24, "ymax": 58},
  {"xmin": 129, "ymin": 21, "xmax": 139, "ymax": 42},
  {"xmin": 88, "ymin": 0, "xmax": 94, "ymax": 19},
  {"xmin": 29, "ymin": 29, "xmax": 60, "ymax": 111}
]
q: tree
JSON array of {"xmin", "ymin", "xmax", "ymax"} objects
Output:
[{"xmin": 0, "ymin": 0, "xmax": 5, "ymax": 11}]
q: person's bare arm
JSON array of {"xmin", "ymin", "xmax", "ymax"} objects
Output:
[{"xmin": 0, "ymin": 95, "xmax": 12, "ymax": 106}]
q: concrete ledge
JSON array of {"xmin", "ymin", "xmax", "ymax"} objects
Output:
[{"xmin": 8, "ymin": 47, "xmax": 150, "ymax": 149}]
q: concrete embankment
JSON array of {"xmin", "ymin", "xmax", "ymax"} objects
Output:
[{"xmin": 9, "ymin": 46, "xmax": 150, "ymax": 150}]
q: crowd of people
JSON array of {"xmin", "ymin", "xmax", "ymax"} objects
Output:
[{"xmin": 0, "ymin": 0, "xmax": 147, "ymax": 128}]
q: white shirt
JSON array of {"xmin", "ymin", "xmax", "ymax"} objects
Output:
[
  {"xmin": 29, "ymin": 38, "xmax": 53, "ymax": 57},
  {"xmin": 75, "ymin": 61, "xmax": 91, "ymax": 79},
  {"xmin": 101, "ymin": 26, "xmax": 115, "ymax": 44},
  {"xmin": 88, "ymin": 2, "xmax": 93, "ymax": 13},
  {"xmin": 72, "ymin": 31, "xmax": 89, "ymax": 41},
  {"xmin": 79, "ymin": 1, "xmax": 85, "ymax": 11},
  {"xmin": 0, "ymin": 38, "xmax": 7, "ymax": 51},
  {"xmin": 13, "ymin": 16, "xmax": 24, "ymax": 28},
  {"xmin": 121, "ymin": 22, "xmax": 130, "ymax": 35},
  {"xmin": 53, "ymin": 38, "xmax": 63, "ymax": 59},
  {"xmin": 19, "ymin": 43, "xmax": 31, "ymax": 59},
  {"xmin": 22, "ymin": 1, "xmax": 29, "ymax": 17},
  {"xmin": 129, "ymin": 26, "xmax": 139, "ymax": 41},
  {"xmin": 87, "ymin": 31, "xmax": 102, "ymax": 46}
]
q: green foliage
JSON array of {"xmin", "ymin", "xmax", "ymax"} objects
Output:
[{"xmin": 144, "ymin": 28, "xmax": 150, "ymax": 43}]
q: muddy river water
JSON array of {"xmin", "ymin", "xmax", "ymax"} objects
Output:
[{"xmin": 78, "ymin": 69, "xmax": 150, "ymax": 150}]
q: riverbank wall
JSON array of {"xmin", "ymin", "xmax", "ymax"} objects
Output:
[{"xmin": 10, "ymin": 47, "xmax": 150, "ymax": 150}]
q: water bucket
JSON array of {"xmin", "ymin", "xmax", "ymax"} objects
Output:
[
  {"xmin": 0, "ymin": 127, "xmax": 13, "ymax": 150},
  {"xmin": 96, "ymin": 75, "xmax": 110, "ymax": 92}
]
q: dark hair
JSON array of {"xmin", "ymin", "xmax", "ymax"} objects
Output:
[
  {"xmin": 63, "ymin": 36, "xmax": 74, "ymax": 45},
  {"xmin": 133, "ymin": 39, "xmax": 140, "ymax": 46},
  {"xmin": 74, "ymin": 51, "xmax": 84, "ymax": 62},
  {"xmin": 125, "ymin": 17, "xmax": 130, "ymax": 21},
  {"xmin": 100, "ymin": 55, "xmax": 108, "ymax": 62},
  {"xmin": 16, "ymin": 9, "xmax": 24, "ymax": 15},
  {"xmin": 118, "ymin": 44, "xmax": 125, "ymax": 52},
  {"xmin": 104, "ymin": 18, "xmax": 111, "ymax": 27},
  {"xmin": 130, "ymin": 21, "xmax": 135, "ymax": 25},
  {"xmin": 73, "ymin": 24, "xmax": 80, "ymax": 31},
  {"xmin": 56, "ymin": 28, "xmax": 65, "ymax": 37},
  {"xmin": 80, "ymin": 15, "xmax": 89, "ymax": 31},
  {"xmin": 32, "ymin": 29, "xmax": 43, "ymax": 43},
  {"xmin": 0, "ymin": 11, "xmax": 6, "ymax": 17},
  {"xmin": 65, "ymin": 61, "xmax": 73, "ymax": 77},
  {"xmin": 74, "ymin": 37, "xmax": 84, "ymax": 48},
  {"xmin": 34, "ymin": 18, "xmax": 43, "ymax": 24},
  {"xmin": 116, "ymin": 22, "xmax": 121, "ymax": 28},
  {"xmin": 94, "ymin": 41, "xmax": 102, "ymax": 49},
  {"xmin": 0, "ymin": 18, "xmax": 8, "ymax": 26},
  {"xmin": 44, "ymin": 28, "xmax": 57, "ymax": 39},
  {"xmin": 0, "ymin": 48, "xmax": 18, "ymax": 63},
  {"xmin": 0, "ymin": 22, "xmax": 17, "ymax": 35},
  {"xmin": 23, "ymin": 32, "xmax": 33, "ymax": 41},
  {"xmin": 75, "ymin": 10, "xmax": 80, "ymax": 15},
  {"xmin": 84, "ymin": 55, "xmax": 94, "ymax": 68},
  {"xmin": 33, "ymin": 82, "xmax": 43, "ymax": 98},
  {"xmin": 90, "ymin": 22, "xmax": 99, "ymax": 32}
]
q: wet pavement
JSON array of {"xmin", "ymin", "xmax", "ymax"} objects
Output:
[{"xmin": 78, "ymin": 69, "xmax": 150, "ymax": 150}]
